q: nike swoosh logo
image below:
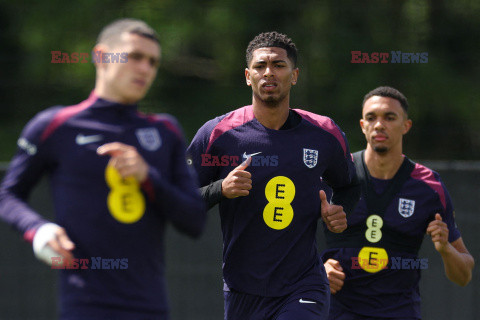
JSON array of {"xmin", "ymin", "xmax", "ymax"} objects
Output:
[
  {"xmin": 299, "ymin": 299, "xmax": 316, "ymax": 304},
  {"xmin": 242, "ymin": 151, "xmax": 262, "ymax": 159},
  {"xmin": 75, "ymin": 134, "xmax": 103, "ymax": 145}
]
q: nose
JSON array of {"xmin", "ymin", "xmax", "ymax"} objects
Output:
[
  {"xmin": 264, "ymin": 66, "xmax": 273, "ymax": 77},
  {"xmin": 374, "ymin": 119, "xmax": 385, "ymax": 130}
]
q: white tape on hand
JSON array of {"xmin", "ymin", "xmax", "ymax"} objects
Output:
[{"xmin": 32, "ymin": 223, "xmax": 62, "ymax": 266}]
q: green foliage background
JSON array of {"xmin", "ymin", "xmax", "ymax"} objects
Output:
[{"xmin": 1, "ymin": 0, "xmax": 479, "ymax": 160}]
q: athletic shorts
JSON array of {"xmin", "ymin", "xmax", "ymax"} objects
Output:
[
  {"xmin": 224, "ymin": 284, "xmax": 330, "ymax": 320},
  {"xmin": 328, "ymin": 304, "xmax": 419, "ymax": 320}
]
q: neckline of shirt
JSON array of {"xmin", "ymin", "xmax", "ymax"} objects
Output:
[{"xmin": 252, "ymin": 109, "xmax": 303, "ymax": 132}]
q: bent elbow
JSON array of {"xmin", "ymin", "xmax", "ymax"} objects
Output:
[
  {"xmin": 180, "ymin": 217, "xmax": 207, "ymax": 239},
  {"xmin": 175, "ymin": 202, "xmax": 207, "ymax": 239},
  {"xmin": 456, "ymin": 275, "xmax": 472, "ymax": 287},
  {"xmin": 450, "ymin": 269, "xmax": 473, "ymax": 287},
  {"xmin": 187, "ymin": 224, "xmax": 205, "ymax": 239}
]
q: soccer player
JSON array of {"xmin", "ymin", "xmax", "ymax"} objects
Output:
[
  {"xmin": 322, "ymin": 86, "xmax": 474, "ymax": 319},
  {"xmin": 0, "ymin": 18, "xmax": 206, "ymax": 319},
  {"xmin": 187, "ymin": 32, "xmax": 360, "ymax": 320}
]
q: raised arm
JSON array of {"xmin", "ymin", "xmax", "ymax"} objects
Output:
[{"xmin": 427, "ymin": 214, "xmax": 474, "ymax": 286}]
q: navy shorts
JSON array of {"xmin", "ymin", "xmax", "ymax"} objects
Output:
[
  {"xmin": 329, "ymin": 304, "xmax": 419, "ymax": 320},
  {"xmin": 224, "ymin": 284, "xmax": 330, "ymax": 320}
]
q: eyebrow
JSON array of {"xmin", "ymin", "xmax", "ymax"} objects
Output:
[
  {"xmin": 364, "ymin": 111, "xmax": 399, "ymax": 117},
  {"xmin": 130, "ymin": 50, "xmax": 160, "ymax": 60},
  {"xmin": 384, "ymin": 111, "xmax": 399, "ymax": 117},
  {"xmin": 253, "ymin": 59, "xmax": 287, "ymax": 64}
]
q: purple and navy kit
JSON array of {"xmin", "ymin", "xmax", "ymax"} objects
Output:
[
  {"xmin": 223, "ymin": 288, "xmax": 330, "ymax": 320},
  {"xmin": 187, "ymin": 105, "xmax": 357, "ymax": 299},
  {"xmin": 322, "ymin": 150, "xmax": 461, "ymax": 319},
  {"xmin": 0, "ymin": 92, "xmax": 206, "ymax": 319}
]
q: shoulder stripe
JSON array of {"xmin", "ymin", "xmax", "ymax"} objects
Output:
[
  {"xmin": 411, "ymin": 163, "xmax": 446, "ymax": 210},
  {"xmin": 40, "ymin": 91, "xmax": 98, "ymax": 142},
  {"xmin": 293, "ymin": 109, "xmax": 347, "ymax": 156},
  {"xmin": 206, "ymin": 105, "xmax": 254, "ymax": 152}
]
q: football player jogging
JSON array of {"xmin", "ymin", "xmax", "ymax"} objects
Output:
[
  {"xmin": 187, "ymin": 32, "xmax": 360, "ymax": 320},
  {"xmin": 0, "ymin": 18, "xmax": 206, "ymax": 320},
  {"xmin": 323, "ymin": 86, "xmax": 474, "ymax": 319}
]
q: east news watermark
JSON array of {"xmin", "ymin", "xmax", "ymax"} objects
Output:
[
  {"xmin": 51, "ymin": 257, "xmax": 128, "ymax": 270},
  {"xmin": 352, "ymin": 256, "xmax": 428, "ymax": 270},
  {"xmin": 51, "ymin": 51, "xmax": 128, "ymax": 64},
  {"xmin": 351, "ymin": 51, "xmax": 428, "ymax": 64},
  {"xmin": 200, "ymin": 153, "xmax": 279, "ymax": 167}
]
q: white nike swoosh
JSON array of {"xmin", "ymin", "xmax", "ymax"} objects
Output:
[
  {"xmin": 75, "ymin": 134, "xmax": 103, "ymax": 145},
  {"xmin": 299, "ymin": 298, "xmax": 316, "ymax": 304},
  {"xmin": 242, "ymin": 151, "xmax": 262, "ymax": 159}
]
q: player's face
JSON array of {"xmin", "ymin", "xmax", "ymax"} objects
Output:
[
  {"xmin": 360, "ymin": 96, "xmax": 412, "ymax": 154},
  {"xmin": 245, "ymin": 47, "xmax": 298, "ymax": 107},
  {"xmin": 98, "ymin": 32, "xmax": 160, "ymax": 104}
]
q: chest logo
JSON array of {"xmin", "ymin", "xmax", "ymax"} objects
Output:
[
  {"xmin": 75, "ymin": 134, "xmax": 103, "ymax": 145},
  {"xmin": 242, "ymin": 151, "xmax": 262, "ymax": 160},
  {"xmin": 263, "ymin": 176, "xmax": 296, "ymax": 230},
  {"xmin": 303, "ymin": 148, "xmax": 318, "ymax": 168},
  {"xmin": 358, "ymin": 215, "xmax": 388, "ymax": 273},
  {"xmin": 398, "ymin": 198, "xmax": 415, "ymax": 218},
  {"xmin": 105, "ymin": 165, "xmax": 145, "ymax": 224},
  {"xmin": 365, "ymin": 215, "xmax": 383, "ymax": 243},
  {"xmin": 357, "ymin": 247, "xmax": 388, "ymax": 273},
  {"xmin": 135, "ymin": 128, "xmax": 162, "ymax": 151}
]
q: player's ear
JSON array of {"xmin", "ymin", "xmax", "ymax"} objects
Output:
[
  {"xmin": 360, "ymin": 118, "xmax": 367, "ymax": 134},
  {"xmin": 245, "ymin": 68, "xmax": 252, "ymax": 86},
  {"xmin": 291, "ymin": 68, "xmax": 299, "ymax": 85},
  {"xmin": 403, "ymin": 118, "xmax": 412, "ymax": 135}
]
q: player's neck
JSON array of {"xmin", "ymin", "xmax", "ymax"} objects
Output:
[
  {"xmin": 364, "ymin": 146, "xmax": 405, "ymax": 180},
  {"xmin": 94, "ymin": 83, "xmax": 138, "ymax": 105},
  {"xmin": 252, "ymin": 100, "xmax": 290, "ymax": 130}
]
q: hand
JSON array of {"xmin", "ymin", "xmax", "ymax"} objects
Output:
[
  {"xmin": 97, "ymin": 142, "xmax": 149, "ymax": 183},
  {"xmin": 320, "ymin": 190, "xmax": 347, "ymax": 233},
  {"xmin": 221, "ymin": 157, "xmax": 252, "ymax": 199},
  {"xmin": 324, "ymin": 259, "xmax": 345, "ymax": 294},
  {"xmin": 426, "ymin": 213, "xmax": 449, "ymax": 253},
  {"xmin": 33, "ymin": 223, "xmax": 75, "ymax": 266}
]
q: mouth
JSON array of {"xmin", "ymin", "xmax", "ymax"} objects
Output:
[
  {"xmin": 373, "ymin": 133, "xmax": 388, "ymax": 142},
  {"xmin": 262, "ymin": 82, "xmax": 277, "ymax": 92},
  {"xmin": 132, "ymin": 79, "xmax": 147, "ymax": 87}
]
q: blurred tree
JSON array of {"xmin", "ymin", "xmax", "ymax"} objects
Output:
[{"xmin": 0, "ymin": 0, "xmax": 478, "ymax": 160}]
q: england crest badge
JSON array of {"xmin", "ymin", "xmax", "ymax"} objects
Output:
[
  {"xmin": 303, "ymin": 148, "xmax": 318, "ymax": 168},
  {"xmin": 135, "ymin": 128, "xmax": 162, "ymax": 151},
  {"xmin": 398, "ymin": 198, "xmax": 415, "ymax": 218}
]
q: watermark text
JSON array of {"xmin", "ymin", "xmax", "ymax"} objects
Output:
[
  {"xmin": 200, "ymin": 154, "xmax": 278, "ymax": 167},
  {"xmin": 351, "ymin": 256, "xmax": 428, "ymax": 270},
  {"xmin": 51, "ymin": 51, "xmax": 128, "ymax": 64},
  {"xmin": 351, "ymin": 51, "xmax": 428, "ymax": 64},
  {"xmin": 51, "ymin": 257, "xmax": 129, "ymax": 270}
]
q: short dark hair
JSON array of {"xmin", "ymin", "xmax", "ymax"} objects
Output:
[
  {"xmin": 246, "ymin": 31, "xmax": 298, "ymax": 67},
  {"xmin": 362, "ymin": 86, "xmax": 409, "ymax": 113},
  {"xmin": 97, "ymin": 18, "xmax": 159, "ymax": 47}
]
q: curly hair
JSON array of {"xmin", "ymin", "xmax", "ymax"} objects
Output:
[
  {"xmin": 246, "ymin": 31, "xmax": 298, "ymax": 67},
  {"xmin": 363, "ymin": 86, "xmax": 409, "ymax": 113}
]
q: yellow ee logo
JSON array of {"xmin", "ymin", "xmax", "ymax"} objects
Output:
[
  {"xmin": 105, "ymin": 165, "xmax": 145, "ymax": 224},
  {"xmin": 365, "ymin": 215, "xmax": 383, "ymax": 243},
  {"xmin": 263, "ymin": 176, "xmax": 295, "ymax": 230},
  {"xmin": 357, "ymin": 247, "xmax": 388, "ymax": 273}
]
